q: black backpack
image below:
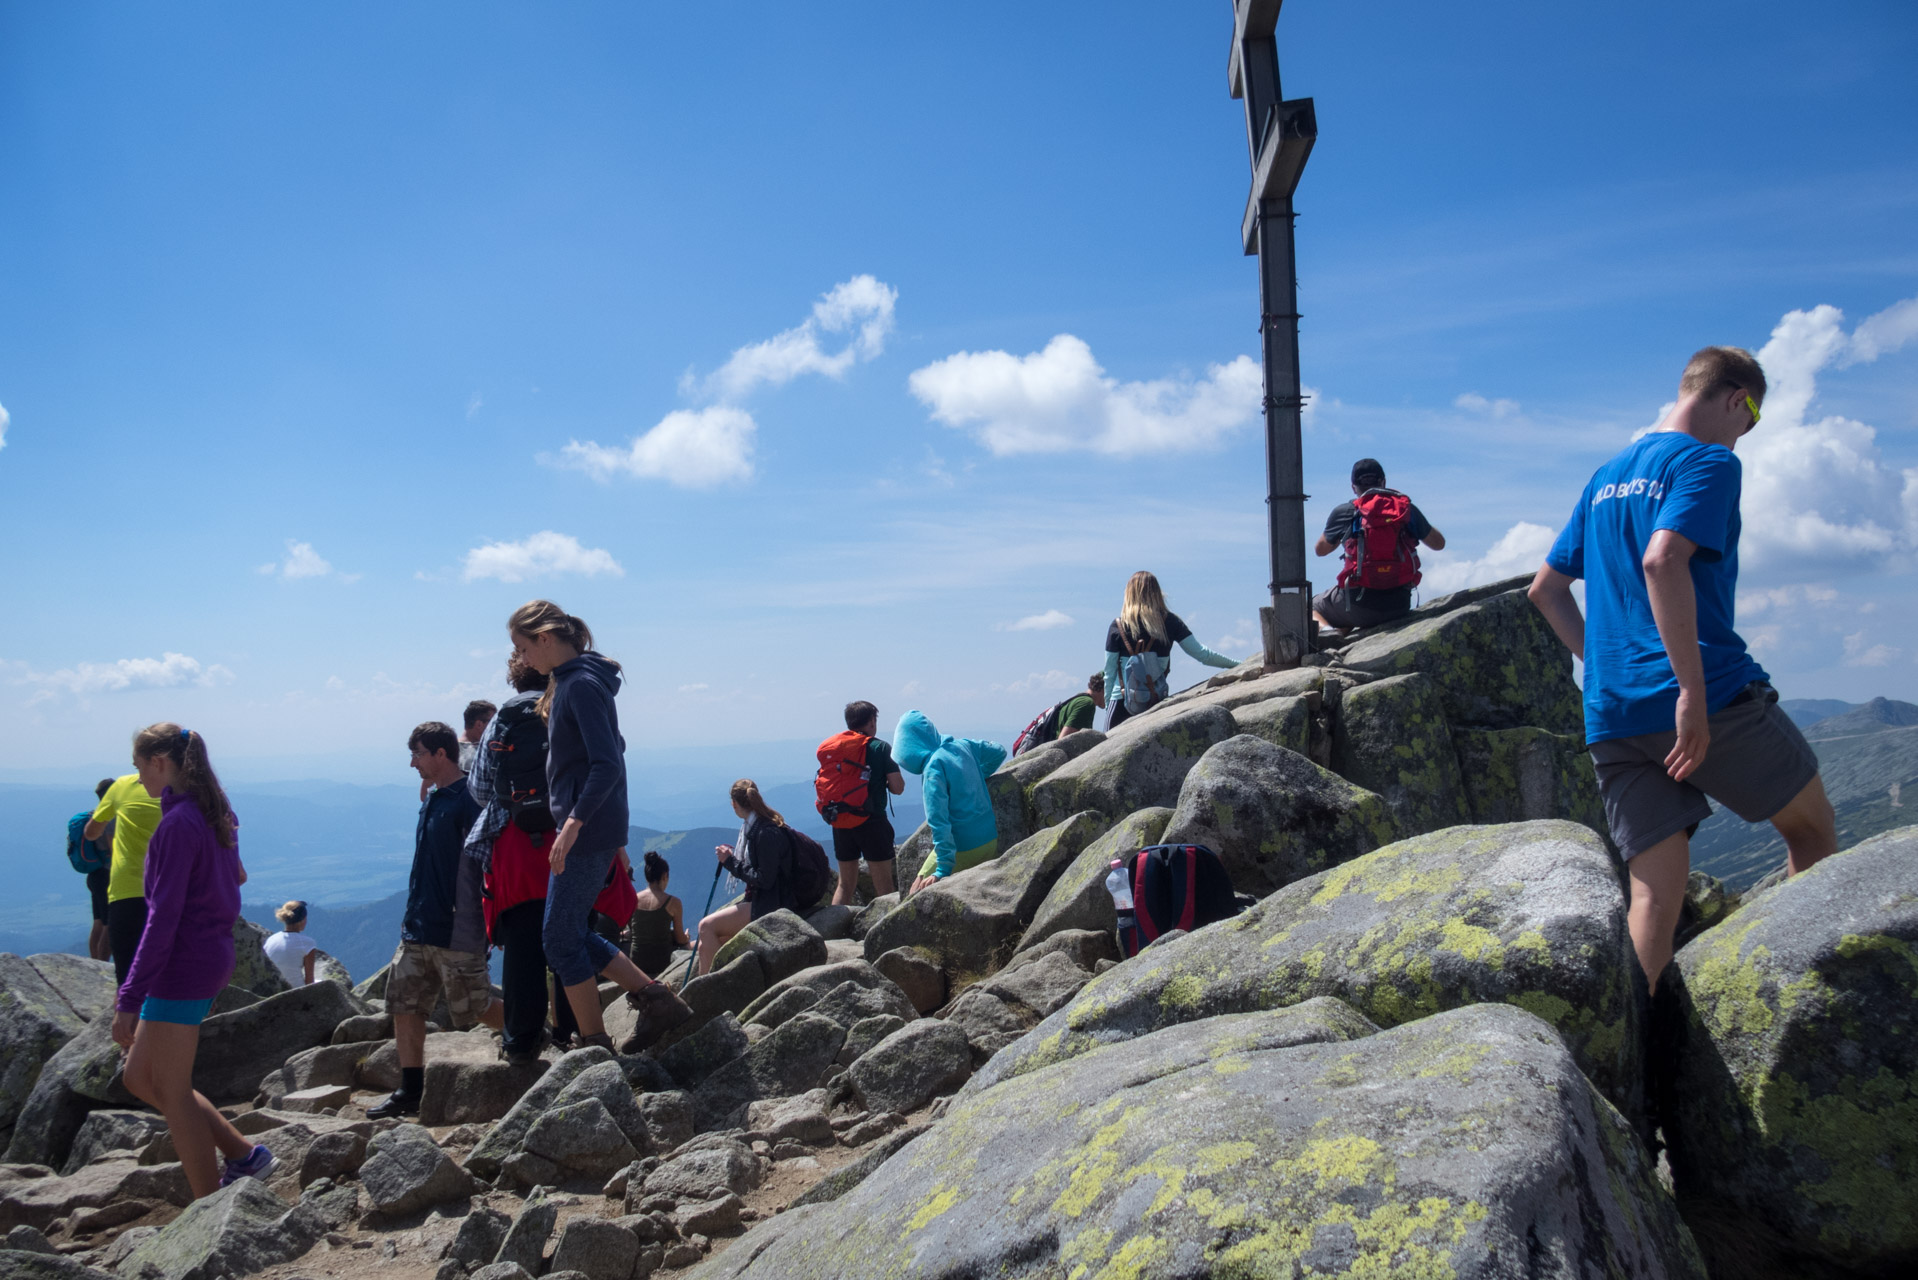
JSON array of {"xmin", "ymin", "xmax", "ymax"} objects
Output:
[
  {"xmin": 1117, "ymin": 843, "xmax": 1241, "ymax": 958},
  {"xmin": 489, "ymin": 698, "xmax": 555, "ymax": 833},
  {"xmin": 786, "ymin": 827, "xmax": 835, "ymax": 911}
]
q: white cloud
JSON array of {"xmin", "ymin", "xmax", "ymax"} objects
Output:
[
  {"xmin": 1214, "ymin": 619, "xmax": 1259, "ymax": 654},
  {"xmin": 257, "ymin": 539, "xmax": 348, "ymax": 581},
  {"xmin": 1000, "ymin": 609, "xmax": 1074, "ymax": 632},
  {"xmin": 901, "ymin": 680, "xmax": 922, "ymax": 696},
  {"xmin": 555, "ymin": 406, "xmax": 757, "ymax": 488},
  {"xmin": 1843, "ymin": 630, "xmax": 1900, "ymax": 668},
  {"xmin": 701, "ymin": 275, "xmax": 897, "ymax": 402},
  {"xmin": 0, "ymin": 400, "xmax": 9, "ymax": 452},
  {"xmin": 16, "ymin": 651, "xmax": 234, "ymax": 703},
  {"xmin": 1419, "ymin": 522, "xmax": 1557, "ymax": 595},
  {"xmin": 1454, "ymin": 392, "xmax": 1521, "ymax": 419},
  {"xmin": 1742, "ymin": 296, "xmax": 1918, "ymax": 569},
  {"xmin": 909, "ymin": 334, "xmax": 1261, "ymax": 456},
  {"xmin": 460, "ymin": 531, "xmax": 624, "ymax": 584},
  {"xmin": 466, "ymin": 392, "xmax": 484, "ymax": 420},
  {"xmin": 1001, "ymin": 670, "xmax": 1074, "ymax": 695},
  {"xmin": 1739, "ymin": 583, "xmax": 1838, "ymax": 615}
]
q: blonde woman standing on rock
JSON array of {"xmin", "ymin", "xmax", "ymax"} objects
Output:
[{"xmin": 1101, "ymin": 571, "xmax": 1238, "ymax": 730}]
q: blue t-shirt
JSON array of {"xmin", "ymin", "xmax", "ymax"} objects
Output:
[
  {"xmin": 402, "ymin": 778, "xmax": 482, "ymax": 948},
  {"xmin": 1547, "ymin": 431, "xmax": 1766, "ymax": 744}
]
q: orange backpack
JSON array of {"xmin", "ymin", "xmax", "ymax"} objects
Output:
[{"xmin": 815, "ymin": 732, "xmax": 873, "ymax": 829}]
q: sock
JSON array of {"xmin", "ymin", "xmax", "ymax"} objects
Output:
[{"xmin": 400, "ymin": 1066, "xmax": 424, "ymax": 1100}]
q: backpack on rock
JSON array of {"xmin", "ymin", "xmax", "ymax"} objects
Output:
[
  {"xmin": 1336, "ymin": 489, "xmax": 1423, "ymax": 592},
  {"xmin": 786, "ymin": 827, "xmax": 836, "ymax": 910},
  {"xmin": 1115, "ymin": 843, "xmax": 1241, "ymax": 957},
  {"xmin": 1011, "ymin": 700, "xmax": 1069, "ymax": 757}
]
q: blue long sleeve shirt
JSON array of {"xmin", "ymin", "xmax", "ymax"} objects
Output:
[
  {"xmin": 894, "ymin": 710, "xmax": 1005, "ymax": 877},
  {"xmin": 545, "ymin": 652, "xmax": 629, "ymax": 857}
]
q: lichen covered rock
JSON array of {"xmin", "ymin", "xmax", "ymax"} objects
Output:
[
  {"xmin": 978, "ymin": 820, "xmax": 1644, "ymax": 1119},
  {"xmin": 710, "ymin": 910, "xmax": 827, "ymax": 987},
  {"xmin": 1160, "ymin": 735, "xmax": 1396, "ymax": 899},
  {"xmin": 1665, "ymin": 825, "xmax": 1918, "ymax": 1277},
  {"xmin": 862, "ymin": 812, "xmax": 1109, "ymax": 983},
  {"xmin": 1028, "ymin": 705, "xmax": 1237, "ymax": 827},
  {"xmin": 695, "ymin": 1003, "xmax": 1702, "ymax": 1280},
  {"xmin": 1452, "ymin": 725, "xmax": 1606, "ymax": 839},
  {"xmin": 1332, "ymin": 672, "xmax": 1470, "ymax": 838}
]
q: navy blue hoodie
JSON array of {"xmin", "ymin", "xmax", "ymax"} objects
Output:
[{"xmin": 545, "ymin": 652, "xmax": 629, "ymax": 856}]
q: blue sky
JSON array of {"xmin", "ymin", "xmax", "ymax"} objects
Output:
[{"xmin": 2, "ymin": 0, "xmax": 1915, "ymax": 785}]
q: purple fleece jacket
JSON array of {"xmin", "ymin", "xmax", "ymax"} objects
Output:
[{"xmin": 116, "ymin": 789, "xmax": 241, "ymax": 1013}]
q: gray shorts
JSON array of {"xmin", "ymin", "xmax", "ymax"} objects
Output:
[{"xmin": 1588, "ymin": 681, "xmax": 1819, "ymax": 860}]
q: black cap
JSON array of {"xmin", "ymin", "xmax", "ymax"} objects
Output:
[{"xmin": 1351, "ymin": 458, "xmax": 1385, "ymax": 488}]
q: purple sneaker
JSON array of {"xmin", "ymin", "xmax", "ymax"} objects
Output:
[{"xmin": 219, "ymin": 1143, "xmax": 276, "ymax": 1187}]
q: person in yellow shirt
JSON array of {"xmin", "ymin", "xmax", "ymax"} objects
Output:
[{"xmin": 87, "ymin": 772, "xmax": 164, "ymax": 987}]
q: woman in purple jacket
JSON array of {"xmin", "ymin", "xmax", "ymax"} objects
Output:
[{"xmin": 112, "ymin": 724, "xmax": 274, "ymax": 1198}]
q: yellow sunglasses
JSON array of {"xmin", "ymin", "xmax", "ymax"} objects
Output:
[{"xmin": 1744, "ymin": 394, "xmax": 1762, "ymax": 428}]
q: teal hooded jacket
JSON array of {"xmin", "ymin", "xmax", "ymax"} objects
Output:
[{"xmin": 893, "ymin": 710, "xmax": 1006, "ymax": 877}]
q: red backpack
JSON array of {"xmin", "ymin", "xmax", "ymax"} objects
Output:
[
  {"xmin": 1336, "ymin": 490, "xmax": 1422, "ymax": 591},
  {"xmin": 1011, "ymin": 699, "xmax": 1069, "ymax": 757},
  {"xmin": 815, "ymin": 732, "xmax": 874, "ymax": 829}
]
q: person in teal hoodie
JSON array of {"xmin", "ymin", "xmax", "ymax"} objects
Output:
[{"xmin": 894, "ymin": 710, "xmax": 1006, "ymax": 894}]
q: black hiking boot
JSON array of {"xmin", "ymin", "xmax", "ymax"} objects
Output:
[{"xmin": 366, "ymin": 1090, "xmax": 419, "ymax": 1120}]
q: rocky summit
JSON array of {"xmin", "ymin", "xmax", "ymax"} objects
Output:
[{"xmin": 0, "ymin": 578, "xmax": 1909, "ymax": 1280}]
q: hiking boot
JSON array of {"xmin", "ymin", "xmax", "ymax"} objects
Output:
[
  {"xmin": 366, "ymin": 1090, "xmax": 419, "ymax": 1120},
  {"xmin": 219, "ymin": 1143, "xmax": 276, "ymax": 1187},
  {"xmin": 619, "ymin": 981, "xmax": 694, "ymax": 1054},
  {"xmin": 574, "ymin": 1032, "xmax": 615, "ymax": 1053},
  {"xmin": 500, "ymin": 1042, "xmax": 542, "ymax": 1066}
]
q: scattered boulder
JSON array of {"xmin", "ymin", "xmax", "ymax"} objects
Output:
[
  {"xmin": 359, "ymin": 1122, "xmax": 475, "ymax": 1217},
  {"xmin": 1015, "ymin": 807, "xmax": 1172, "ymax": 956},
  {"xmin": 1674, "ymin": 870, "xmax": 1732, "ymax": 950},
  {"xmin": 550, "ymin": 1216, "xmax": 640, "ymax": 1280},
  {"xmin": 810, "ymin": 978, "xmax": 917, "ymax": 1031},
  {"xmin": 1230, "ymin": 692, "xmax": 1313, "ymax": 755},
  {"xmin": 551, "ymin": 1060, "xmax": 653, "ymax": 1154},
  {"xmin": 847, "ymin": 1020, "xmax": 972, "ymax": 1115},
  {"xmin": 3, "ymin": 1013, "xmax": 132, "ymax": 1168},
  {"xmin": 1003, "ymin": 927, "xmax": 1120, "ymax": 978},
  {"xmin": 654, "ymin": 1015, "xmax": 751, "ymax": 1091},
  {"xmin": 330, "ymin": 1012, "xmax": 394, "ymax": 1044},
  {"xmin": 493, "ymin": 1189, "xmax": 557, "ymax": 1274},
  {"xmin": 939, "ymin": 987, "xmax": 1030, "ymax": 1063},
  {"xmin": 297, "ymin": 1129, "xmax": 367, "ymax": 1186},
  {"xmin": 1331, "ymin": 672, "xmax": 1470, "ymax": 837},
  {"xmin": 443, "ymin": 1203, "xmax": 511, "ymax": 1269},
  {"xmin": 0, "ymin": 1157, "xmax": 190, "ymax": 1233},
  {"xmin": 712, "ymin": 1004, "xmax": 1701, "ymax": 1279},
  {"xmin": 1453, "ymin": 725, "xmax": 1606, "ymax": 837},
  {"xmin": 976, "ymin": 820, "xmax": 1644, "ymax": 1119},
  {"xmin": 112, "ymin": 1177, "xmax": 325, "ymax": 1280},
  {"xmin": 466, "ymin": 1045, "xmax": 614, "ymax": 1180},
  {"xmin": 226, "ymin": 916, "xmax": 295, "ymax": 998},
  {"xmin": 736, "ymin": 959, "xmax": 905, "ymax": 1028},
  {"xmin": 522, "ymin": 1098, "xmax": 640, "ymax": 1180},
  {"xmin": 192, "ymin": 978, "xmax": 360, "ymax": 1102},
  {"xmin": 1664, "ymin": 825, "xmax": 1918, "ymax": 1278},
  {"xmin": 356, "ymin": 1028, "xmax": 499, "ymax": 1094},
  {"xmin": 982, "ymin": 950, "xmax": 1092, "ymax": 1019},
  {"xmin": 666, "ymin": 953, "xmax": 768, "ymax": 1046},
  {"xmin": 0, "ymin": 957, "xmax": 99, "ymax": 1143},
  {"xmin": 279, "ymin": 1084, "xmax": 352, "ymax": 1114},
  {"xmin": 675, "ymin": 1192, "xmax": 745, "ymax": 1237},
  {"xmin": 1028, "ymin": 705, "xmax": 1237, "ymax": 827},
  {"xmin": 0, "ymin": 1251, "xmax": 117, "ymax": 1280},
  {"xmin": 740, "ymin": 985, "xmax": 818, "ymax": 1031},
  {"xmin": 862, "ymin": 812, "xmax": 1110, "ymax": 983},
  {"xmin": 640, "ymin": 1134, "xmax": 760, "ymax": 1202},
  {"xmin": 872, "ymin": 949, "xmax": 945, "ymax": 1015},
  {"xmin": 59, "ymin": 1109, "xmax": 167, "ymax": 1175},
  {"xmin": 420, "ymin": 1055, "xmax": 549, "ymax": 1126},
  {"xmin": 692, "ymin": 1012, "xmax": 846, "ymax": 1131},
  {"xmin": 848, "ymin": 893, "xmax": 901, "ymax": 943},
  {"xmin": 1334, "ymin": 579, "xmax": 1582, "ymax": 732},
  {"xmin": 837, "ymin": 1014, "xmax": 906, "ymax": 1066},
  {"xmin": 747, "ymin": 1092, "xmax": 834, "ymax": 1146},
  {"xmin": 637, "ymin": 1090, "xmax": 696, "ymax": 1151},
  {"xmin": 711, "ymin": 910, "xmax": 828, "ymax": 987},
  {"xmin": 1160, "ymin": 735, "xmax": 1396, "ymax": 898},
  {"xmin": 802, "ymin": 903, "xmax": 858, "ymax": 941}
]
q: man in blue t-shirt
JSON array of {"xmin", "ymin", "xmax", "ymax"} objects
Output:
[{"xmin": 1529, "ymin": 346, "xmax": 1835, "ymax": 995}]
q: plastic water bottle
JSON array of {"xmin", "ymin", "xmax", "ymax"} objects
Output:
[{"xmin": 1106, "ymin": 858, "xmax": 1136, "ymax": 952}]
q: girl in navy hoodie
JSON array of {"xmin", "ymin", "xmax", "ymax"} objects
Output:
[{"xmin": 509, "ymin": 601, "xmax": 692, "ymax": 1052}]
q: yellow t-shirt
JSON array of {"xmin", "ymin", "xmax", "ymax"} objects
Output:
[{"xmin": 92, "ymin": 774, "xmax": 162, "ymax": 904}]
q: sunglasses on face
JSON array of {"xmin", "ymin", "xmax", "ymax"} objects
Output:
[{"xmin": 1744, "ymin": 394, "xmax": 1762, "ymax": 429}]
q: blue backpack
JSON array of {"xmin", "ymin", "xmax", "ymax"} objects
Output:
[
  {"xmin": 1116, "ymin": 630, "xmax": 1169, "ymax": 714},
  {"xmin": 66, "ymin": 812, "xmax": 107, "ymax": 875}
]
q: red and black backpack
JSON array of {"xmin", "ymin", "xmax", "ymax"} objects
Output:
[
  {"xmin": 815, "ymin": 732, "xmax": 874, "ymax": 829},
  {"xmin": 1336, "ymin": 489, "xmax": 1422, "ymax": 592},
  {"xmin": 1117, "ymin": 843, "xmax": 1242, "ymax": 957}
]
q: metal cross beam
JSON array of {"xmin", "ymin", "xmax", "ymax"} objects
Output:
[{"xmin": 1229, "ymin": 0, "xmax": 1318, "ymax": 669}]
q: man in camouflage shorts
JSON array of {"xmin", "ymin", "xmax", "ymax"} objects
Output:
[{"xmin": 369, "ymin": 723, "xmax": 504, "ymax": 1119}]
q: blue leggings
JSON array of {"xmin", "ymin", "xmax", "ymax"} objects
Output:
[{"xmin": 543, "ymin": 843, "xmax": 623, "ymax": 987}]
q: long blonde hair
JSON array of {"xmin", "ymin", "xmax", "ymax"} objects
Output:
[
  {"xmin": 508, "ymin": 600, "xmax": 616, "ymax": 719},
  {"xmin": 730, "ymin": 778, "xmax": 787, "ymax": 828},
  {"xmin": 1118, "ymin": 571, "xmax": 1169, "ymax": 646}
]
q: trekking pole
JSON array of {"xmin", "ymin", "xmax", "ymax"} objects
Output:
[{"xmin": 678, "ymin": 864, "xmax": 726, "ymax": 989}]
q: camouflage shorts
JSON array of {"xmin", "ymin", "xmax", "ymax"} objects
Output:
[{"xmin": 386, "ymin": 941, "xmax": 492, "ymax": 1028}]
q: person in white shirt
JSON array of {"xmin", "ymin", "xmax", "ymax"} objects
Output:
[{"xmin": 263, "ymin": 900, "xmax": 318, "ymax": 987}]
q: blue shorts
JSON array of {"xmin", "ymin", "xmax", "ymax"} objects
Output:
[{"xmin": 140, "ymin": 996, "xmax": 214, "ymax": 1026}]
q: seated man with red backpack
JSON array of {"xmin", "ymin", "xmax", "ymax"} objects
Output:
[
  {"xmin": 816, "ymin": 701, "xmax": 906, "ymax": 905},
  {"xmin": 1312, "ymin": 457, "xmax": 1446, "ymax": 635}
]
